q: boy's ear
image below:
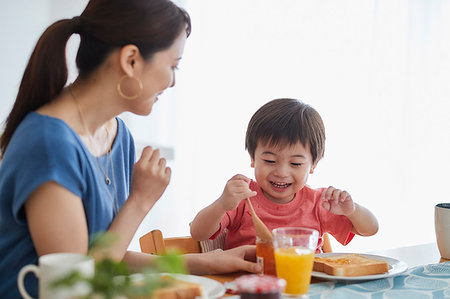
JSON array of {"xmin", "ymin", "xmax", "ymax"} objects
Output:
[
  {"xmin": 309, "ymin": 162, "xmax": 318, "ymax": 174},
  {"xmin": 250, "ymin": 155, "xmax": 255, "ymax": 168}
]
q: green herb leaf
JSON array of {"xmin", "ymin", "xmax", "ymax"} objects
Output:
[{"xmin": 51, "ymin": 232, "xmax": 187, "ymax": 298}]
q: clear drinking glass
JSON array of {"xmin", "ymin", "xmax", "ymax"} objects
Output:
[{"xmin": 272, "ymin": 227, "xmax": 319, "ymax": 298}]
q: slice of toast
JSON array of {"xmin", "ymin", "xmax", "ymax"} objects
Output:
[
  {"xmin": 132, "ymin": 275, "xmax": 204, "ymax": 299},
  {"xmin": 313, "ymin": 254, "xmax": 389, "ymax": 277},
  {"xmin": 151, "ymin": 278, "xmax": 204, "ymax": 299}
]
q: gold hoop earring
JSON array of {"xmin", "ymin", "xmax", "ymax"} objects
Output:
[{"xmin": 117, "ymin": 75, "xmax": 143, "ymax": 100}]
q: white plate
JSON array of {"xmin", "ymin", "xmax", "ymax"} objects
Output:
[
  {"xmin": 130, "ymin": 273, "xmax": 225, "ymax": 299},
  {"xmin": 311, "ymin": 253, "xmax": 408, "ymax": 282}
]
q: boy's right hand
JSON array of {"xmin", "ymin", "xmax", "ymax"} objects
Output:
[{"xmin": 218, "ymin": 174, "xmax": 257, "ymax": 211}]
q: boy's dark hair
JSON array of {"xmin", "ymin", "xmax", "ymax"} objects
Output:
[{"xmin": 245, "ymin": 98, "xmax": 325, "ymax": 165}]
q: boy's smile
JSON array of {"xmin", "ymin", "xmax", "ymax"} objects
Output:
[{"xmin": 251, "ymin": 141, "xmax": 316, "ymax": 204}]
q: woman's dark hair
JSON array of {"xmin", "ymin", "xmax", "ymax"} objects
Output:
[
  {"xmin": 245, "ymin": 98, "xmax": 326, "ymax": 165},
  {"xmin": 0, "ymin": 0, "xmax": 191, "ymax": 157}
]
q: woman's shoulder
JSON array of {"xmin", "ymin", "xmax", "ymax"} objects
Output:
[
  {"xmin": 6, "ymin": 112, "xmax": 84, "ymax": 159},
  {"xmin": 0, "ymin": 113, "xmax": 88, "ymax": 210},
  {"xmin": 18, "ymin": 112, "xmax": 79, "ymax": 140}
]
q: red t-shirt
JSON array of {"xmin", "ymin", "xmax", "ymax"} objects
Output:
[{"xmin": 211, "ymin": 180, "xmax": 354, "ymax": 251}]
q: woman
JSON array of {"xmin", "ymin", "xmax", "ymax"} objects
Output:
[{"xmin": 0, "ymin": 0, "xmax": 259, "ymax": 297}]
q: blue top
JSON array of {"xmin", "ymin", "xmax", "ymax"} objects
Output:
[{"xmin": 0, "ymin": 112, "xmax": 135, "ymax": 298}]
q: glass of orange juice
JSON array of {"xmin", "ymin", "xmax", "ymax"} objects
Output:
[{"xmin": 272, "ymin": 227, "xmax": 319, "ymax": 298}]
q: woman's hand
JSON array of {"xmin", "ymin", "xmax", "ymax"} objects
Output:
[
  {"xmin": 129, "ymin": 146, "xmax": 171, "ymax": 212},
  {"xmin": 218, "ymin": 174, "xmax": 257, "ymax": 211},
  {"xmin": 321, "ymin": 186, "xmax": 355, "ymax": 216},
  {"xmin": 185, "ymin": 245, "xmax": 261, "ymax": 275},
  {"xmin": 106, "ymin": 147, "xmax": 170, "ymax": 261}
]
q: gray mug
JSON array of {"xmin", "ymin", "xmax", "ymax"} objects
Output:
[{"xmin": 435, "ymin": 203, "xmax": 450, "ymax": 259}]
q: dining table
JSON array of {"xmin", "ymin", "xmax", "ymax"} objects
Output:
[{"xmin": 204, "ymin": 242, "xmax": 450, "ymax": 298}]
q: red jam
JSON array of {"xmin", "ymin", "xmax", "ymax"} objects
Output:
[
  {"xmin": 256, "ymin": 239, "xmax": 277, "ymax": 276},
  {"xmin": 234, "ymin": 274, "xmax": 286, "ymax": 299}
]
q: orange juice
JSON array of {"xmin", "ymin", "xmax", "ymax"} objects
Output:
[{"xmin": 274, "ymin": 247, "xmax": 315, "ymax": 295}]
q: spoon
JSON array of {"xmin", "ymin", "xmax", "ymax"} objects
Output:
[{"xmin": 246, "ymin": 198, "xmax": 273, "ymax": 242}]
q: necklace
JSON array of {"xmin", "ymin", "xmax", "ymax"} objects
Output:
[
  {"xmin": 98, "ymin": 126, "xmax": 112, "ymax": 186},
  {"xmin": 69, "ymin": 85, "xmax": 119, "ymax": 215}
]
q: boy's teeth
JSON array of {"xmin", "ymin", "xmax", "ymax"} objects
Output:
[{"xmin": 272, "ymin": 182, "xmax": 289, "ymax": 187}]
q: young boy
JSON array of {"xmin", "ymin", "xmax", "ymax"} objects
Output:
[{"xmin": 190, "ymin": 98, "xmax": 378, "ymax": 251}]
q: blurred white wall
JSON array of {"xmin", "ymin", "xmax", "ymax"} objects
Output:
[
  {"xmin": 1, "ymin": 0, "xmax": 449, "ymax": 254},
  {"xmin": 172, "ymin": 0, "xmax": 450, "ymax": 253}
]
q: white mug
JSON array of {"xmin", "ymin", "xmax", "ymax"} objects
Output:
[
  {"xmin": 435, "ymin": 203, "xmax": 450, "ymax": 259},
  {"xmin": 17, "ymin": 252, "xmax": 94, "ymax": 299}
]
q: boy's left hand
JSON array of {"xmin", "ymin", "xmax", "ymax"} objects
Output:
[{"xmin": 321, "ymin": 186, "xmax": 355, "ymax": 216}]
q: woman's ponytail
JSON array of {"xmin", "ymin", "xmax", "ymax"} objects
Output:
[
  {"xmin": 1, "ymin": 0, "xmax": 191, "ymax": 158},
  {"xmin": 0, "ymin": 18, "xmax": 77, "ymax": 156}
]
